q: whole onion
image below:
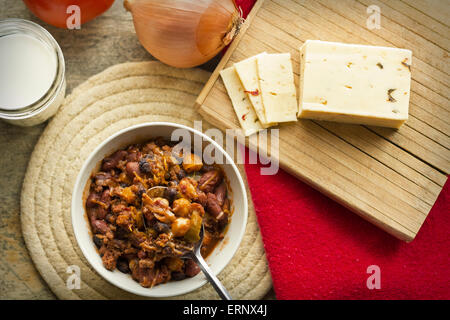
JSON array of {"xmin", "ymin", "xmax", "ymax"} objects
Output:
[{"xmin": 124, "ymin": 0, "xmax": 244, "ymax": 68}]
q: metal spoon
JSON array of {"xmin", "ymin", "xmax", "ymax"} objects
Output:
[
  {"xmin": 146, "ymin": 185, "xmax": 167, "ymax": 198},
  {"xmin": 183, "ymin": 224, "xmax": 232, "ymax": 300},
  {"xmin": 147, "ymin": 186, "xmax": 232, "ymax": 300}
]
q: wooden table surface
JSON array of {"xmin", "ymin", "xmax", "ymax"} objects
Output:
[{"xmin": 0, "ymin": 0, "xmax": 247, "ymax": 299}]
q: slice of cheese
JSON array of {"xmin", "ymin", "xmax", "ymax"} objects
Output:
[
  {"xmin": 298, "ymin": 40, "xmax": 412, "ymax": 128},
  {"xmin": 256, "ymin": 53, "xmax": 298, "ymax": 123},
  {"xmin": 220, "ymin": 66, "xmax": 263, "ymax": 136},
  {"xmin": 234, "ymin": 53, "xmax": 275, "ymax": 128}
]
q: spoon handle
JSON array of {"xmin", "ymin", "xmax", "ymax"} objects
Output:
[{"xmin": 191, "ymin": 253, "xmax": 232, "ymax": 300}]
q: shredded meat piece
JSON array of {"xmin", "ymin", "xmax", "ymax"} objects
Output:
[
  {"xmin": 101, "ymin": 248, "xmax": 120, "ymax": 271},
  {"xmin": 139, "ymin": 258, "xmax": 155, "ymax": 269}
]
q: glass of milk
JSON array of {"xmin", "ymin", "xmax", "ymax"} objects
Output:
[{"xmin": 0, "ymin": 19, "xmax": 66, "ymax": 126}]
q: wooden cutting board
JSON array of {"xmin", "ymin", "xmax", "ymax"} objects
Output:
[{"xmin": 196, "ymin": 0, "xmax": 450, "ymax": 242}]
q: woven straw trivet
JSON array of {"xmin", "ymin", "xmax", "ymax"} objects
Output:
[{"xmin": 20, "ymin": 61, "xmax": 272, "ymax": 300}]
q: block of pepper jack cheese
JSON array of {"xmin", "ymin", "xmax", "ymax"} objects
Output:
[
  {"xmin": 256, "ymin": 53, "xmax": 298, "ymax": 123},
  {"xmin": 298, "ymin": 40, "xmax": 412, "ymax": 128},
  {"xmin": 234, "ymin": 53, "xmax": 276, "ymax": 128},
  {"xmin": 220, "ymin": 66, "xmax": 264, "ymax": 136}
]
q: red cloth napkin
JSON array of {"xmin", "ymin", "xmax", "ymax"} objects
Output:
[
  {"xmin": 235, "ymin": 0, "xmax": 450, "ymax": 300},
  {"xmin": 245, "ymin": 161, "xmax": 449, "ymax": 300}
]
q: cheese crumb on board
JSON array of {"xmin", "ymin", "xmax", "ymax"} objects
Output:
[
  {"xmin": 234, "ymin": 53, "xmax": 276, "ymax": 128},
  {"xmin": 298, "ymin": 40, "xmax": 412, "ymax": 128},
  {"xmin": 220, "ymin": 66, "xmax": 264, "ymax": 136},
  {"xmin": 256, "ymin": 53, "xmax": 298, "ymax": 123}
]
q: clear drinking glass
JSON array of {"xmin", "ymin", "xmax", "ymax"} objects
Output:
[{"xmin": 0, "ymin": 19, "xmax": 66, "ymax": 126}]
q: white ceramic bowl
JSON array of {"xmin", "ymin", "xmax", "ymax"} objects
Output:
[{"xmin": 71, "ymin": 122, "xmax": 248, "ymax": 297}]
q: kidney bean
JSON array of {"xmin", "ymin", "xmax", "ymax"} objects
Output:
[
  {"xmin": 142, "ymin": 141, "xmax": 155, "ymax": 152},
  {"xmin": 87, "ymin": 206, "xmax": 106, "ymax": 220},
  {"xmin": 214, "ymin": 182, "xmax": 227, "ymax": 207},
  {"xmin": 206, "ymin": 193, "xmax": 223, "ymax": 218},
  {"xmin": 102, "ymin": 161, "xmax": 115, "ymax": 172},
  {"xmin": 86, "ymin": 207, "xmax": 96, "ymax": 222},
  {"xmin": 126, "ymin": 152, "xmax": 139, "ymax": 162},
  {"xmin": 126, "ymin": 161, "xmax": 141, "ymax": 178},
  {"xmin": 91, "ymin": 218, "xmax": 109, "ymax": 234},
  {"xmin": 206, "ymin": 193, "xmax": 228, "ymax": 229},
  {"xmin": 94, "ymin": 172, "xmax": 112, "ymax": 187},
  {"xmin": 184, "ymin": 259, "xmax": 201, "ymax": 277},
  {"xmin": 101, "ymin": 189, "xmax": 111, "ymax": 206},
  {"xmin": 96, "ymin": 207, "xmax": 107, "ymax": 220},
  {"xmin": 113, "ymin": 150, "xmax": 128, "ymax": 160},
  {"xmin": 86, "ymin": 192, "xmax": 101, "ymax": 208},
  {"xmin": 198, "ymin": 170, "xmax": 222, "ymax": 193},
  {"xmin": 102, "ymin": 150, "xmax": 127, "ymax": 171}
]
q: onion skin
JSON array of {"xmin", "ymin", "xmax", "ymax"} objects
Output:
[{"xmin": 124, "ymin": 0, "xmax": 242, "ymax": 68}]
